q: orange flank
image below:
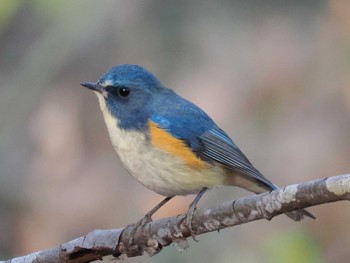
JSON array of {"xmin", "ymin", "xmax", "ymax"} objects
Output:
[{"xmin": 149, "ymin": 121, "xmax": 208, "ymax": 169}]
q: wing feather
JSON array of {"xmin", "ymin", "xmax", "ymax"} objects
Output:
[{"xmin": 193, "ymin": 128, "xmax": 276, "ymax": 190}]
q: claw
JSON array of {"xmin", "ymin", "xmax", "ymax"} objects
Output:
[
  {"xmin": 184, "ymin": 188, "xmax": 208, "ymax": 241},
  {"xmin": 126, "ymin": 196, "xmax": 173, "ymax": 250},
  {"xmin": 127, "ymin": 215, "xmax": 153, "ymax": 249},
  {"xmin": 185, "ymin": 205, "xmax": 199, "ymax": 241}
]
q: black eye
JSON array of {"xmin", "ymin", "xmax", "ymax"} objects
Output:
[
  {"xmin": 117, "ymin": 87, "xmax": 131, "ymax": 98},
  {"xmin": 105, "ymin": 86, "xmax": 131, "ymax": 99}
]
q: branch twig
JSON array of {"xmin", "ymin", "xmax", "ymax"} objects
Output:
[{"xmin": 3, "ymin": 174, "xmax": 350, "ymax": 263}]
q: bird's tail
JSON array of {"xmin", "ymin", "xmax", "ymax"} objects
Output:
[
  {"xmin": 224, "ymin": 173, "xmax": 316, "ymax": 221},
  {"xmin": 285, "ymin": 208, "xmax": 316, "ymax": 221}
]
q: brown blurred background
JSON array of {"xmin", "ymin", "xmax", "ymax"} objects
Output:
[{"xmin": 0, "ymin": 1, "xmax": 349, "ymax": 262}]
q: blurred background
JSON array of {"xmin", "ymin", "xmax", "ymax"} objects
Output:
[{"xmin": 0, "ymin": 0, "xmax": 349, "ymax": 262}]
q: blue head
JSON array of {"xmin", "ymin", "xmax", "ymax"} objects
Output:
[
  {"xmin": 81, "ymin": 64, "xmax": 175, "ymax": 130},
  {"xmin": 99, "ymin": 64, "xmax": 162, "ymax": 89}
]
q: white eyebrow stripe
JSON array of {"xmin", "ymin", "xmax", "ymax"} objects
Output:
[{"xmin": 100, "ymin": 80, "xmax": 113, "ymax": 87}]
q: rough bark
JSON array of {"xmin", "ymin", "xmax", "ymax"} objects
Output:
[{"xmin": 3, "ymin": 174, "xmax": 350, "ymax": 263}]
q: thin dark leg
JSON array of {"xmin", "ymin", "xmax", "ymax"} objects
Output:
[
  {"xmin": 128, "ymin": 196, "xmax": 173, "ymax": 248},
  {"xmin": 189, "ymin": 188, "xmax": 207, "ymax": 210},
  {"xmin": 144, "ymin": 196, "xmax": 173, "ymax": 218},
  {"xmin": 185, "ymin": 188, "xmax": 208, "ymax": 238}
]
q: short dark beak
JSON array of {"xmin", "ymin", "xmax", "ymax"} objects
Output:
[{"xmin": 80, "ymin": 82, "xmax": 103, "ymax": 93}]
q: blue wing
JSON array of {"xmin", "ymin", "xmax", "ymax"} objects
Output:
[
  {"xmin": 150, "ymin": 94, "xmax": 275, "ymax": 191},
  {"xmin": 194, "ymin": 127, "xmax": 276, "ymax": 190}
]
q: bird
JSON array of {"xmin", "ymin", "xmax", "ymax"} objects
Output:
[{"xmin": 80, "ymin": 64, "xmax": 315, "ymax": 232}]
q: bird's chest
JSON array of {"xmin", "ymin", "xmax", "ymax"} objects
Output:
[
  {"xmin": 103, "ymin": 114, "xmax": 182, "ymax": 195},
  {"xmin": 98, "ymin": 95, "xmax": 148, "ymax": 171}
]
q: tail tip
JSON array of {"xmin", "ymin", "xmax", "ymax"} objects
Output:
[{"xmin": 286, "ymin": 209, "xmax": 316, "ymax": 221}]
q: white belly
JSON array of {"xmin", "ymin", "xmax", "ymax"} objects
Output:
[{"xmin": 96, "ymin": 94, "xmax": 225, "ymax": 196}]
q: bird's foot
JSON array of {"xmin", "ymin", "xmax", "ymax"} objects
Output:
[
  {"xmin": 184, "ymin": 188, "xmax": 207, "ymax": 241},
  {"xmin": 127, "ymin": 213, "xmax": 153, "ymax": 251},
  {"xmin": 126, "ymin": 196, "xmax": 173, "ymax": 251},
  {"xmin": 185, "ymin": 204, "xmax": 199, "ymax": 241}
]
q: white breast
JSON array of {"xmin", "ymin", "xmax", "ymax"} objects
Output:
[{"xmin": 96, "ymin": 93, "xmax": 225, "ymax": 196}]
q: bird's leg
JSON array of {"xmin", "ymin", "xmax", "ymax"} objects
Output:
[
  {"xmin": 185, "ymin": 188, "xmax": 207, "ymax": 239},
  {"xmin": 128, "ymin": 196, "xmax": 173, "ymax": 249},
  {"xmin": 143, "ymin": 196, "xmax": 173, "ymax": 221}
]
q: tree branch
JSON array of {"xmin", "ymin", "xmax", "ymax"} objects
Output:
[{"xmin": 3, "ymin": 174, "xmax": 350, "ymax": 263}]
